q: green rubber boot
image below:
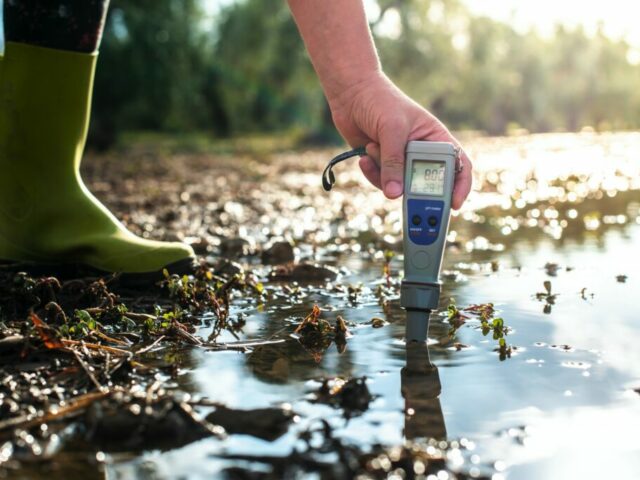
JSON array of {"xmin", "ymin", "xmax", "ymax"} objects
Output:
[{"xmin": 0, "ymin": 42, "xmax": 195, "ymax": 276}]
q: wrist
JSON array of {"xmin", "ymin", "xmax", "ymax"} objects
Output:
[
  {"xmin": 323, "ymin": 59, "xmax": 383, "ymax": 101},
  {"xmin": 326, "ymin": 69, "xmax": 388, "ymax": 115}
]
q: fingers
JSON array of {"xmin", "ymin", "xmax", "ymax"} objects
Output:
[
  {"xmin": 379, "ymin": 122, "xmax": 410, "ymax": 199},
  {"xmin": 358, "ymin": 142, "xmax": 382, "ymax": 189},
  {"xmin": 365, "ymin": 142, "xmax": 381, "ymax": 167},
  {"xmin": 361, "ymin": 142, "xmax": 472, "ymax": 208},
  {"xmin": 451, "ymin": 149, "xmax": 472, "ymax": 210},
  {"xmin": 358, "ymin": 156, "xmax": 381, "ymax": 189},
  {"xmin": 351, "ymin": 115, "xmax": 473, "ymax": 208}
]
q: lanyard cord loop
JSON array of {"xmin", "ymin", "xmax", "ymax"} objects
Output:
[
  {"xmin": 321, "ymin": 144, "xmax": 463, "ymax": 191},
  {"xmin": 322, "ymin": 146, "xmax": 367, "ymax": 191}
]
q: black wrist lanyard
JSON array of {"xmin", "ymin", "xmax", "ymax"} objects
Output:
[
  {"xmin": 322, "ymin": 144, "xmax": 463, "ymax": 191},
  {"xmin": 321, "ymin": 146, "xmax": 366, "ymax": 191}
]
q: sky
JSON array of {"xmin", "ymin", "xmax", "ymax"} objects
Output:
[{"xmin": 462, "ymin": 0, "xmax": 640, "ymax": 46}]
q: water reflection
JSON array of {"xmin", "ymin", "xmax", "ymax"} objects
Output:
[{"xmin": 402, "ymin": 340, "xmax": 446, "ymax": 440}]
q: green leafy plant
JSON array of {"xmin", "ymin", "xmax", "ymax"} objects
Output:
[{"xmin": 446, "ymin": 299, "xmax": 513, "ymax": 361}]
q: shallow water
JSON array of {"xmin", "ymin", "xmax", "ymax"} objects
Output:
[{"xmin": 53, "ymin": 134, "xmax": 640, "ymax": 478}]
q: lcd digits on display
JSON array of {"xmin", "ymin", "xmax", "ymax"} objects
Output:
[{"xmin": 410, "ymin": 161, "xmax": 446, "ymax": 196}]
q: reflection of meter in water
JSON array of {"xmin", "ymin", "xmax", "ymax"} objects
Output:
[{"xmin": 401, "ymin": 141, "xmax": 456, "ymax": 313}]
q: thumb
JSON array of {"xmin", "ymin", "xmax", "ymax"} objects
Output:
[{"xmin": 379, "ymin": 121, "xmax": 410, "ymax": 199}]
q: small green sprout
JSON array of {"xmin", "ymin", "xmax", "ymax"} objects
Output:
[
  {"xmin": 535, "ymin": 281, "xmax": 557, "ymax": 314},
  {"xmin": 447, "ymin": 299, "xmax": 513, "ymax": 361}
]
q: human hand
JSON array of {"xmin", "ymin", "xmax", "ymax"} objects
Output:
[{"xmin": 327, "ymin": 73, "xmax": 472, "ymax": 209}]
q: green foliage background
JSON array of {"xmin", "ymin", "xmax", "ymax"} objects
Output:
[{"xmin": 90, "ymin": 0, "xmax": 640, "ymax": 147}]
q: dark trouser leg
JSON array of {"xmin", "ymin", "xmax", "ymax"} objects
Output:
[{"xmin": 3, "ymin": 0, "xmax": 110, "ymax": 53}]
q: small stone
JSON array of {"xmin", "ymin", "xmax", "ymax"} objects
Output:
[
  {"xmin": 292, "ymin": 263, "xmax": 338, "ymax": 281},
  {"xmin": 261, "ymin": 241, "xmax": 295, "ymax": 265},
  {"xmin": 205, "ymin": 405, "xmax": 294, "ymax": 441},
  {"xmin": 219, "ymin": 237, "xmax": 253, "ymax": 258},
  {"xmin": 188, "ymin": 237, "xmax": 209, "ymax": 255},
  {"xmin": 370, "ymin": 317, "xmax": 386, "ymax": 328},
  {"xmin": 313, "ymin": 377, "xmax": 373, "ymax": 415},
  {"xmin": 161, "ymin": 210, "xmax": 178, "ymax": 222},
  {"xmin": 270, "ymin": 263, "xmax": 339, "ymax": 281},
  {"xmin": 213, "ymin": 259, "xmax": 244, "ymax": 278}
]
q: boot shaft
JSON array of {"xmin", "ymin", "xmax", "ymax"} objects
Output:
[
  {"xmin": 0, "ymin": 41, "xmax": 97, "ymax": 178},
  {"xmin": 0, "ymin": 42, "xmax": 195, "ymax": 273}
]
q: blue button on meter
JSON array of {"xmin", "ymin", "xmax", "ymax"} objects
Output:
[{"xmin": 406, "ymin": 199, "xmax": 445, "ymax": 246}]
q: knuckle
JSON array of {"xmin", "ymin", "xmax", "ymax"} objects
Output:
[{"xmin": 383, "ymin": 156, "xmax": 404, "ymax": 170}]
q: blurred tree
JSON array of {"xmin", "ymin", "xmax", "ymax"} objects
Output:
[
  {"xmin": 373, "ymin": 0, "xmax": 465, "ymax": 122},
  {"xmin": 213, "ymin": 0, "xmax": 337, "ymax": 142},
  {"xmin": 91, "ymin": 0, "xmax": 223, "ymax": 148},
  {"xmin": 89, "ymin": 0, "xmax": 640, "ymax": 147}
]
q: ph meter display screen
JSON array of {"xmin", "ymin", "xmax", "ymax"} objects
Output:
[{"xmin": 410, "ymin": 160, "xmax": 446, "ymax": 196}]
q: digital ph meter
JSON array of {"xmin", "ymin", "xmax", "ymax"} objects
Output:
[
  {"xmin": 322, "ymin": 141, "xmax": 458, "ymax": 342},
  {"xmin": 400, "ymin": 141, "xmax": 456, "ymax": 341}
]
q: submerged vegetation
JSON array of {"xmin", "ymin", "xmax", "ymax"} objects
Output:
[
  {"xmin": 535, "ymin": 280, "xmax": 558, "ymax": 314},
  {"xmin": 292, "ymin": 305, "xmax": 353, "ymax": 361},
  {"xmin": 446, "ymin": 300, "xmax": 513, "ymax": 360}
]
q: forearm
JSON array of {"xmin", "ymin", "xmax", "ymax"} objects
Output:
[{"xmin": 287, "ymin": 0, "xmax": 382, "ymax": 104}]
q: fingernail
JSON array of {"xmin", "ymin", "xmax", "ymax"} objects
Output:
[{"xmin": 385, "ymin": 181, "xmax": 403, "ymax": 198}]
